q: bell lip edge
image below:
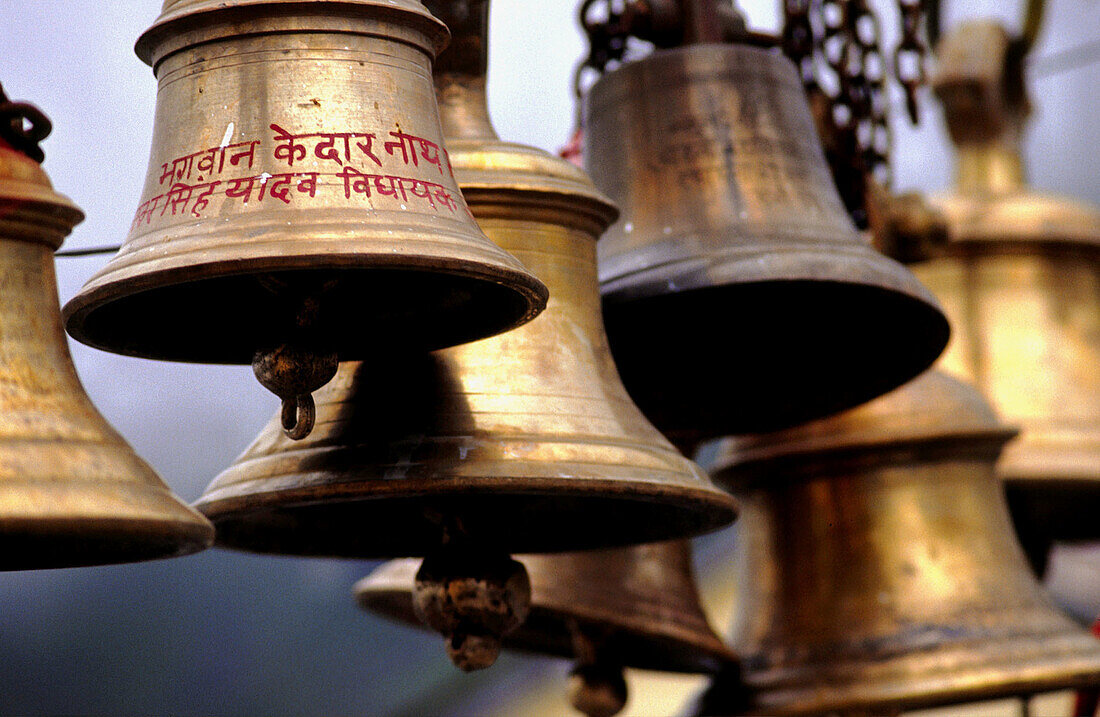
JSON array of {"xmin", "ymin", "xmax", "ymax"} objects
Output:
[
  {"xmin": 192, "ymin": 478, "xmax": 739, "ymax": 557},
  {"xmin": 353, "ymin": 581, "xmax": 736, "ymax": 672},
  {"xmin": 60, "ymin": 256, "xmax": 550, "ymax": 363}
]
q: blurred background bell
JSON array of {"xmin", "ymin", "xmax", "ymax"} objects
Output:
[
  {"xmin": 61, "ymin": 0, "xmax": 548, "ymax": 439},
  {"xmin": 195, "ymin": 0, "xmax": 735, "ymax": 670},
  {"xmin": 585, "ymin": 36, "xmax": 949, "ymax": 449},
  {"xmin": 0, "ymin": 91, "xmax": 212, "ymax": 569},
  {"xmin": 897, "ymin": 20, "xmax": 1100, "ymax": 576},
  {"xmin": 356, "ymin": 540, "xmax": 735, "ymax": 717},
  {"xmin": 696, "ymin": 371, "xmax": 1100, "ymax": 716}
]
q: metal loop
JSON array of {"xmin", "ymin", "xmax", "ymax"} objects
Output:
[
  {"xmin": 281, "ymin": 393, "xmax": 316, "ymax": 441},
  {"xmin": 0, "ymin": 82, "xmax": 52, "ymax": 163}
]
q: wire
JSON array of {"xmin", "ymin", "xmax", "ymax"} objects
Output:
[
  {"xmin": 54, "ymin": 245, "xmax": 120, "ymax": 257},
  {"xmin": 1031, "ymin": 37, "xmax": 1100, "ymax": 78}
]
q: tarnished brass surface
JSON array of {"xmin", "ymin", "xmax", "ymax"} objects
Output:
[
  {"xmin": 194, "ymin": 1, "xmax": 736, "ymax": 556},
  {"xmin": 63, "ymin": 0, "xmax": 547, "ymax": 367},
  {"xmin": 0, "ymin": 143, "xmax": 212, "ymax": 569},
  {"xmin": 585, "ymin": 42, "xmax": 948, "ymax": 444},
  {"xmin": 909, "ymin": 21, "xmax": 1100, "ymax": 564},
  {"xmin": 357, "ymin": 540, "xmax": 735, "ymax": 674},
  {"xmin": 698, "ymin": 372, "xmax": 1100, "ymax": 716}
]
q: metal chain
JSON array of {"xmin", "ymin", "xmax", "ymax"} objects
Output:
[
  {"xmin": 0, "ymin": 82, "xmax": 51, "ymax": 163},
  {"xmin": 894, "ymin": 0, "xmax": 927, "ymax": 124},
  {"xmin": 782, "ymin": 0, "xmax": 935, "ymax": 225}
]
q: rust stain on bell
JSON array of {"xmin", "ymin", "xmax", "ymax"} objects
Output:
[
  {"xmin": 61, "ymin": 0, "xmax": 549, "ymax": 439},
  {"xmin": 698, "ymin": 371, "xmax": 1100, "ymax": 716},
  {"xmin": 0, "ymin": 133, "xmax": 212, "ymax": 569},
  {"xmin": 901, "ymin": 21, "xmax": 1100, "ymax": 571},
  {"xmin": 585, "ymin": 40, "xmax": 949, "ymax": 447}
]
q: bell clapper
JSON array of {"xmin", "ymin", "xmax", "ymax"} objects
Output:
[
  {"xmin": 253, "ymin": 342, "xmax": 338, "ymax": 440},
  {"xmin": 566, "ymin": 620, "xmax": 628, "ymax": 717},
  {"xmin": 412, "ymin": 536, "xmax": 531, "ymax": 672},
  {"xmin": 252, "ymin": 283, "xmax": 339, "ymax": 441}
]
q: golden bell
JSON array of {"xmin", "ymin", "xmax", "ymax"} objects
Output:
[
  {"xmin": 697, "ymin": 371, "xmax": 1100, "ymax": 716},
  {"xmin": 903, "ymin": 21, "xmax": 1100, "ymax": 574},
  {"xmin": 356, "ymin": 540, "xmax": 736, "ymax": 717},
  {"xmin": 61, "ymin": 0, "xmax": 548, "ymax": 438},
  {"xmin": 196, "ymin": 0, "xmax": 735, "ymax": 667},
  {"xmin": 585, "ymin": 41, "xmax": 949, "ymax": 446},
  {"xmin": 0, "ymin": 135, "xmax": 212, "ymax": 569}
]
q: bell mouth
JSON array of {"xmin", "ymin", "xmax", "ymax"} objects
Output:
[
  {"xmin": 63, "ymin": 261, "xmax": 545, "ymax": 365},
  {"xmin": 602, "ymin": 275, "xmax": 949, "ymax": 441}
]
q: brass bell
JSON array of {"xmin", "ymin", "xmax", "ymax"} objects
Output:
[
  {"xmin": 196, "ymin": 0, "xmax": 735, "ymax": 669},
  {"xmin": 903, "ymin": 21, "xmax": 1100, "ymax": 574},
  {"xmin": 585, "ymin": 40, "xmax": 949, "ymax": 446},
  {"xmin": 62, "ymin": 0, "xmax": 548, "ymax": 439},
  {"xmin": 356, "ymin": 540, "xmax": 736, "ymax": 717},
  {"xmin": 697, "ymin": 371, "xmax": 1100, "ymax": 716},
  {"xmin": 0, "ymin": 104, "xmax": 213, "ymax": 569}
]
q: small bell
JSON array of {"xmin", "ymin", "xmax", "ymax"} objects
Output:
[
  {"xmin": 196, "ymin": 0, "xmax": 735, "ymax": 669},
  {"xmin": 0, "ymin": 96, "xmax": 212, "ymax": 569},
  {"xmin": 357, "ymin": 540, "xmax": 735, "ymax": 716},
  {"xmin": 696, "ymin": 371, "xmax": 1100, "ymax": 716},
  {"xmin": 902, "ymin": 21, "xmax": 1100, "ymax": 574},
  {"xmin": 585, "ymin": 39, "xmax": 949, "ymax": 447},
  {"xmin": 62, "ymin": 0, "xmax": 548, "ymax": 440}
]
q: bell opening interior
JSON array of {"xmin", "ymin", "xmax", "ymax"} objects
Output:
[
  {"xmin": 603, "ymin": 279, "xmax": 950, "ymax": 439},
  {"xmin": 63, "ymin": 267, "xmax": 534, "ymax": 364},
  {"xmin": 0, "ymin": 520, "xmax": 212, "ymax": 571},
  {"xmin": 200, "ymin": 489, "xmax": 734, "ymax": 558}
]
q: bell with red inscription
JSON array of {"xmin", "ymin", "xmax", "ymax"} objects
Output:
[
  {"xmin": 195, "ymin": 0, "xmax": 736, "ymax": 672},
  {"xmin": 356, "ymin": 540, "xmax": 735, "ymax": 716},
  {"xmin": 62, "ymin": 0, "xmax": 547, "ymax": 440},
  {"xmin": 0, "ymin": 92, "xmax": 213, "ymax": 569},
  {"xmin": 586, "ymin": 39, "xmax": 949, "ymax": 448}
]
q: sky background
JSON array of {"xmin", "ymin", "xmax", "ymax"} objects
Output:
[{"xmin": 0, "ymin": 0, "xmax": 1097, "ymax": 714}]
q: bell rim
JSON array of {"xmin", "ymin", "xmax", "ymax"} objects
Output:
[
  {"xmin": 931, "ymin": 190, "xmax": 1100, "ymax": 250},
  {"xmin": 194, "ymin": 473, "xmax": 738, "ymax": 557},
  {"xmin": 600, "ymin": 277, "xmax": 951, "ymax": 439},
  {"xmin": 355, "ymin": 574, "xmax": 736, "ymax": 673},
  {"xmin": 739, "ymin": 625, "xmax": 1100, "ymax": 716},
  {"xmin": 62, "ymin": 256, "xmax": 549, "ymax": 364}
]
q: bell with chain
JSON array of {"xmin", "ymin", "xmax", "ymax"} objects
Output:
[
  {"xmin": 195, "ymin": 0, "xmax": 736, "ymax": 670},
  {"xmin": 356, "ymin": 540, "xmax": 735, "ymax": 717},
  {"xmin": 695, "ymin": 371, "xmax": 1100, "ymax": 716},
  {"xmin": 585, "ymin": 34, "xmax": 949, "ymax": 448},
  {"xmin": 895, "ymin": 21, "xmax": 1100, "ymax": 575},
  {"xmin": 0, "ymin": 92, "xmax": 213, "ymax": 569},
  {"xmin": 62, "ymin": 0, "xmax": 548, "ymax": 440}
]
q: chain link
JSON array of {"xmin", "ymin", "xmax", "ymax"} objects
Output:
[
  {"xmin": 894, "ymin": 0, "xmax": 928, "ymax": 124},
  {"xmin": 782, "ymin": 0, "xmax": 931, "ymax": 226}
]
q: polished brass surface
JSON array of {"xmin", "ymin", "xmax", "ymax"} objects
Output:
[
  {"xmin": 909, "ymin": 21, "xmax": 1100, "ymax": 568},
  {"xmin": 62, "ymin": 0, "xmax": 547, "ymax": 376},
  {"xmin": 357, "ymin": 541, "xmax": 735, "ymax": 674},
  {"xmin": 585, "ymin": 42, "xmax": 948, "ymax": 444},
  {"xmin": 0, "ymin": 143, "xmax": 213, "ymax": 569},
  {"xmin": 194, "ymin": 0, "xmax": 736, "ymax": 557},
  {"xmin": 700, "ymin": 371, "xmax": 1100, "ymax": 716}
]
